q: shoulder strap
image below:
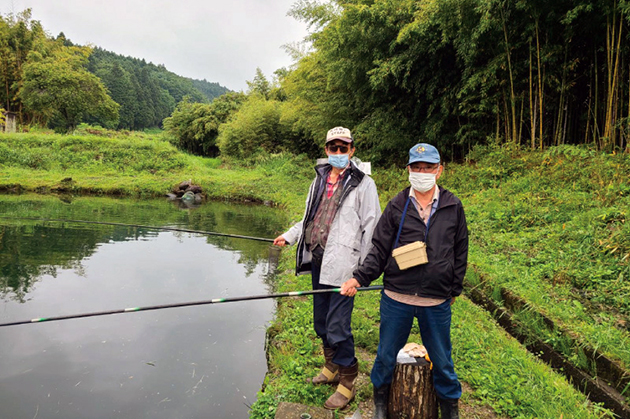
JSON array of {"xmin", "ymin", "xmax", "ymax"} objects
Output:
[{"xmin": 394, "ymin": 196, "xmax": 411, "ymax": 250}]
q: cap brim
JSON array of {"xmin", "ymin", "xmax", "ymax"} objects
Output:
[
  {"xmin": 326, "ymin": 137, "xmax": 353, "ymax": 143},
  {"xmin": 407, "ymin": 157, "xmax": 440, "ymax": 165}
]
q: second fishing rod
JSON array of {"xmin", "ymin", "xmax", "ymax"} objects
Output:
[
  {"xmin": 0, "ymin": 286, "xmax": 384, "ymax": 328},
  {"xmin": 0, "ymin": 216, "xmax": 276, "ymax": 243}
]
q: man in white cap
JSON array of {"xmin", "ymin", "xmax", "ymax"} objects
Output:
[
  {"xmin": 274, "ymin": 127, "xmax": 381, "ymax": 410},
  {"xmin": 341, "ymin": 143, "xmax": 468, "ymax": 419}
]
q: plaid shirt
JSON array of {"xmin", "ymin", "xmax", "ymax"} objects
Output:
[{"xmin": 326, "ymin": 168, "xmax": 348, "ymax": 198}]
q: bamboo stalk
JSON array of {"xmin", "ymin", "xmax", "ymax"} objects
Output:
[
  {"xmin": 502, "ymin": 6, "xmax": 517, "ymax": 143},
  {"xmin": 536, "ymin": 20, "xmax": 544, "ymax": 149},
  {"xmin": 519, "ymin": 95, "xmax": 524, "ymax": 145},
  {"xmin": 584, "ymin": 62, "xmax": 593, "ymax": 145},
  {"xmin": 529, "ymin": 41, "xmax": 536, "ymax": 150}
]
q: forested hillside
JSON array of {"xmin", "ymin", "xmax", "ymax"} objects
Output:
[
  {"xmin": 87, "ymin": 48, "xmax": 230, "ymax": 130},
  {"xmin": 0, "ymin": 10, "xmax": 229, "ymax": 133}
]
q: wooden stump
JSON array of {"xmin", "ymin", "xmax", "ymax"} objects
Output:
[{"xmin": 388, "ymin": 356, "xmax": 438, "ymax": 419}]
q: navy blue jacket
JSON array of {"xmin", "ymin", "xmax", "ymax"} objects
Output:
[{"xmin": 353, "ymin": 186, "xmax": 468, "ymax": 299}]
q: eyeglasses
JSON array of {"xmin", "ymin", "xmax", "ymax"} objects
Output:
[
  {"xmin": 409, "ymin": 164, "xmax": 440, "ymax": 173},
  {"xmin": 327, "ymin": 144, "xmax": 350, "ymax": 153}
]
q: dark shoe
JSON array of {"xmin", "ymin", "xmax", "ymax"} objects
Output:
[
  {"xmin": 308, "ymin": 346, "xmax": 340, "ymax": 385},
  {"xmin": 324, "ymin": 360, "xmax": 359, "ymax": 410},
  {"xmin": 439, "ymin": 398, "xmax": 459, "ymax": 419},
  {"xmin": 373, "ymin": 385, "xmax": 390, "ymax": 419}
]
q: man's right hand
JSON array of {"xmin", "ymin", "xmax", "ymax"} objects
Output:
[
  {"xmin": 273, "ymin": 235, "xmax": 287, "ymax": 247},
  {"xmin": 340, "ymin": 278, "xmax": 360, "ymax": 297}
]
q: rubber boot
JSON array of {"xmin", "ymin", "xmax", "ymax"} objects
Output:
[
  {"xmin": 308, "ymin": 347, "xmax": 339, "ymax": 385},
  {"xmin": 324, "ymin": 360, "xmax": 358, "ymax": 410},
  {"xmin": 439, "ymin": 398, "xmax": 459, "ymax": 419},
  {"xmin": 373, "ymin": 384, "xmax": 390, "ymax": 419}
]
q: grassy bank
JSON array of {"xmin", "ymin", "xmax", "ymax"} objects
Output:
[
  {"xmin": 444, "ymin": 145, "xmax": 630, "ymax": 377},
  {"xmin": 249, "ymin": 146, "xmax": 622, "ymax": 418},
  {"xmin": 0, "ymin": 130, "xmax": 312, "ymax": 214},
  {"xmin": 0, "ymin": 131, "xmax": 623, "ymax": 417}
]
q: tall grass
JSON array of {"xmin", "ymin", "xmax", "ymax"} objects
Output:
[
  {"xmin": 251, "ymin": 144, "xmax": 620, "ymax": 418},
  {"xmin": 444, "ymin": 143, "xmax": 630, "ymax": 369}
]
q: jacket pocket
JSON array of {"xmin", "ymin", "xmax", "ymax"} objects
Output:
[{"xmin": 422, "ymin": 259, "xmax": 453, "ymax": 297}]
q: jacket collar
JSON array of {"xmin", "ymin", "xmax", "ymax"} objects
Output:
[
  {"xmin": 395, "ymin": 186, "xmax": 456, "ymax": 211},
  {"xmin": 314, "ymin": 161, "xmax": 365, "ymax": 186}
]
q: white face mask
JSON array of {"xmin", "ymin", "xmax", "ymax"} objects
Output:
[{"xmin": 409, "ymin": 172, "xmax": 436, "ymax": 193}]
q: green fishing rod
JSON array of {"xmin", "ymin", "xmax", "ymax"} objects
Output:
[
  {"xmin": 0, "ymin": 286, "xmax": 384, "ymax": 328},
  {"xmin": 0, "ymin": 216, "xmax": 274, "ymax": 243}
]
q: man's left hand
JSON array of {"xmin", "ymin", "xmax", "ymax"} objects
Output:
[{"xmin": 450, "ymin": 297, "xmax": 457, "ymax": 306}]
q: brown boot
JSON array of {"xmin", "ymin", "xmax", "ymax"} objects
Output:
[
  {"xmin": 324, "ymin": 360, "xmax": 358, "ymax": 410},
  {"xmin": 308, "ymin": 347, "xmax": 340, "ymax": 385}
]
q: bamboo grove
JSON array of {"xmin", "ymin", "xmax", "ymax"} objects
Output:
[
  {"xmin": 161, "ymin": 0, "xmax": 630, "ymax": 166},
  {"xmin": 279, "ymin": 0, "xmax": 630, "ymax": 163}
]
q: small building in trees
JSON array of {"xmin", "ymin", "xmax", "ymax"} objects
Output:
[{"xmin": 2, "ymin": 112, "xmax": 17, "ymax": 133}]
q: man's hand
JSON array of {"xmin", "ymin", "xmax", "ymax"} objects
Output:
[
  {"xmin": 450, "ymin": 297, "xmax": 457, "ymax": 306},
  {"xmin": 340, "ymin": 278, "xmax": 361, "ymax": 297},
  {"xmin": 273, "ymin": 235, "xmax": 287, "ymax": 247}
]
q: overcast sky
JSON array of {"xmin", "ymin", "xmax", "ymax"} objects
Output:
[{"xmin": 3, "ymin": 0, "xmax": 310, "ymax": 91}]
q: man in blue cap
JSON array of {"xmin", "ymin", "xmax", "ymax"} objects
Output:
[{"xmin": 341, "ymin": 143, "xmax": 468, "ymax": 419}]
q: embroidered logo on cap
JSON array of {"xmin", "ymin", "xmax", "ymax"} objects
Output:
[
  {"xmin": 326, "ymin": 126, "xmax": 353, "ymax": 142},
  {"xmin": 417, "ymin": 146, "xmax": 426, "ymax": 153},
  {"xmin": 328, "ymin": 127, "xmax": 350, "ymax": 137}
]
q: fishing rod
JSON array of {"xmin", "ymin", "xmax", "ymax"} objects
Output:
[
  {"xmin": 0, "ymin": 286, "xmax": 383, "ymax": 328},
  {"xmin": 0, "ymin": 216, "xmax": 275, "ymax": 243}
]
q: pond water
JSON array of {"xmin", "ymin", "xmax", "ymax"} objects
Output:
[{"xmin": 0, "ymin": 194, "xmax": 288, "ymax": 419}]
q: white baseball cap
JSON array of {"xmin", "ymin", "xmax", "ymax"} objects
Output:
[{"xmin": 326, "ymin": 126, "xmax": 353, "ymax": 143}]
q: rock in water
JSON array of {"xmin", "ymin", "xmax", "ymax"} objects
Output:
[{"xmin": 181, "ymin": 191, "xmax": 196, "ymax": 201}]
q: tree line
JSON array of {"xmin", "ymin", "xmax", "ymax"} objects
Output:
[
  {"xmin": 0, "ymin": 10, "xmax": 228, "ymax": 133},
  {"xmin": 165, "ymin": 0, "xmax": 630, "ymax": 166}
]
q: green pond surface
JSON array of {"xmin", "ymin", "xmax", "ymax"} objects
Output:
[{"xmin": 0, "ymin": 194, "xmax": 289, "ymax": 419}]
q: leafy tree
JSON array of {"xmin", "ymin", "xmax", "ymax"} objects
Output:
[
  {"xmin": 20, "ymin": 46, "xmax": 119, "ymax": 133},
  {"xmin": 279, "ymin": 0, "xmax": 630, "ymax": 163},
  {"xmin": 191, "ymin": 78, "xmax": 230, "ymax": 101},
  {"xmin": 1, "ymin": 9, "xmax": 229, "ymax": 132},
  {"xmin": 0, "ymin": 9, "xmax": 47, "ymax": 123},
  {"xmin": 217, "ymin": 96, "xmax": 285, "ymax": 159},
  {"xmin": 163, "ymin": 92, "xmax": 246, "ymax": 156}
]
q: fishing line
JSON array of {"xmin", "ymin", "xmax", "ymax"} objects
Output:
[
  {"xmin": 0, "ymin": 286, "xmax": 384, "ymax": 328},
  {"xmin": 0, "ymin": 216, "xmax": 275, "ymax": 243}
]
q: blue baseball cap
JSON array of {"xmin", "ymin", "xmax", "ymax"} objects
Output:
[{"xmin": 407, "ymin": 143, "xmax": 440, "ymax": 165}]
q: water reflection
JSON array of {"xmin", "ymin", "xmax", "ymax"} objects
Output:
[{"xmin": 0, "ymin": 194, "xmax": 288, "ymax": 419}]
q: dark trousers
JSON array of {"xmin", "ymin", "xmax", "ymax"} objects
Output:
[
  {"xmin": 311, "ymin": 249, "xmax": 356, "ymax": 367},
  {"xmin": 371, "ymin": 292, "xmax": 461, "ymax": 400}
]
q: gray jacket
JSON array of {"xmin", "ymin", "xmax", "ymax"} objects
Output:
[{"xmin": 282, "ymin": 162, "xmax": 381, "ymax": 286}]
